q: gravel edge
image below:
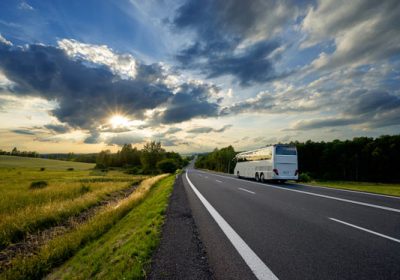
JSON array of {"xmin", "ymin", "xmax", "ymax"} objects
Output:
[{"xmin": 148, "ymin": 173, "xmax": 213, "ymax": 280}]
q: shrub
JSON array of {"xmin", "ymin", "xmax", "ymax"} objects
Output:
[
  {"xmin": 67, "ymin": 168, "xmax": 74, "ymax": 171},
  {"xmin": 40, "ymin": 167, "xmax": 45, "ymax": 171},
  {"xmin": 298, "ymin": 172, "xmax": 312, "ymax": 183},
  {"xmin": 79, "ymin": 185, "xmax": 91, "ymax": 194},
  {"xmin": 157, "ymin": 159, "xmax": 178, "ymax": 173},
  {"xmin": 125, "ymin": 166, "xmax": 142, "ymax": 175},
  {"xmin": 30, "ymin": 181, "xmax": 48, "ymax": 189}
]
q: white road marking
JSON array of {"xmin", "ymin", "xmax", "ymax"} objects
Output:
[
  {"xmin": 329, "ymin": 218, "xmax": 400, "ymax": 244},
  {"xmin": 195, "ymin": 170, "xmax": 400, "ymax": 214},
  {"xmin": 239, "ymin": 187, "xmax": 256, "ymax": 194},
  {"xmin": 293, "ymin": 183, "xmax": 400, "ymax": 200},
  {"xmin": 216, "ymin": 179, "xmax": 222, "ymax": 183},
  {"xmin": 185, "ymin": 171, "xmax": 279, "ymax": 280}
]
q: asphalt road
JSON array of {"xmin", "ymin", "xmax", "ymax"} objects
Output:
[{"xmin": 182, "ymin": 167, "xmax": 400, "ymax": 280}]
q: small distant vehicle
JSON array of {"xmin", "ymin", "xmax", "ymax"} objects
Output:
[{"xmin": 234, "ymin": 144, "xmax": 298, "ymax": 182}]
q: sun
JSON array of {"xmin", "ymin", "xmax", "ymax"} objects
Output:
[{"xmin": 109, "ymin": 114, "xmax": 130, "ymax": 128}]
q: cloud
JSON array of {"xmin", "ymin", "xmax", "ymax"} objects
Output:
[
  {"xmin": 106, "ymin": 132, "xmax": 144, "ymax": 146},
  {"xmin": 187, "ymin": 124, "xmax": 232, "ymax": 134},
  {"xmin": 289, "ymin": 90, "xmax": 400, "ymax": 130},
  {"xmin": 18, "ymin": 1, "xmax": 34, "ymax": 11},
  {"xmin": 43, "ymin": 124, "xmax": 70, "ymax": 134},
  {"xmin": 11, "ymin": 129, "xmax": 35, "ymax": 135},
  {"xmin": 172, "ymin": 0, "xmax": 302, "ymax": 85},
  {"xmin": 0, "ymin": 34, "xmax": 12, "ymax": 46},
  {"xmin": 58, "ymin": 39, "xmax": 138, "ymax": 79},
  {"xmin": 154, "ymin": 82, "xmax": 221, "ymax": 123},
  {"xmin": 0, "ymin": 40, "xmax": 222, "ymax": 138},
  {"xmin": 302, "ymin": 0, "xmax": 400, "ymax": 70}
]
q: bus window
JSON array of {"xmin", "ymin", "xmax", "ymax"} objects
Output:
[{"xmin": 275, "ymin": 146, "xmax": 297, "ymax": 155}]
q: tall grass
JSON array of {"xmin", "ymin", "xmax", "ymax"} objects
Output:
[
  {"xmin": 1, "ymin": 174, "xmax": 169, "ymax": 280},
  {"xmin": 0, "ymin": 168, "xmax": 144, "ymax": 248}
]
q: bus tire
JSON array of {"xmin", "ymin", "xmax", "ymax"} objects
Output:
[
  {"xmin": 260, "ymin": 173, "xmax": 265, "ymax": 183},
  {"xmin": 255, "ymin": 172, "xmax": 259, "ymax": 181},
  {"xmin": 237, "ymin": 171, "xmax": 241, "ymax": 178}
]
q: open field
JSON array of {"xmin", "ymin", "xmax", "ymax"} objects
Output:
[
  {"xmin": 304, "ymin": 181, "xmax": 400, "ymax": 197},
  {"xmin": 0, "ymin": 155, "xmax": 174, "ymax": 279},
  {"xmin": 0, "ymin": 155, "xmax": 95, "ymax": 170},
  {"xmin": 0, "ymin": 164, "xmax": 144, "ymax": 249}
]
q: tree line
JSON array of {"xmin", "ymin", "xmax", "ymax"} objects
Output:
[
  {"xmin": 0, "ymin": 147, "xmax": 39, "ymax": 158},
  {"xmin": 95, "ymin": 141, "xmax": 188, "ymax": 174},
  {"xmin": 1, "ymin": 141, "xmax": 188, "ymax": 174},
  {"xmin": 194, "ymin": 135, "xmax": 400, "ymax": 182}
]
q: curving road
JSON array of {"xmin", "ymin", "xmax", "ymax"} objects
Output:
[{"xmin": 182, "ymin": 166, "xmax": 400, "ymax": 280}]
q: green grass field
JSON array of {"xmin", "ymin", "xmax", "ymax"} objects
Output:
[
  {"xmin": 303, "ymin": 181, "xmax": 400, "ymax": 197},
  {"xmin": 0, "ymin": 155, "xmax": 95, "ymax": 170},
  {"xmin": 0, "ymin": 156, "xmax": 174, "ymax": 280}
]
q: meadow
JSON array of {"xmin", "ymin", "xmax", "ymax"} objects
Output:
[{"xmin": 0, "ymin": 156, "xmax": 174, "ymax": 279}]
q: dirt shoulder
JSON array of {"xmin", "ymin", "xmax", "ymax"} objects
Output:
[{"xmin": 148, "ymin": 174, "xmax": 213, "ymax": 280}]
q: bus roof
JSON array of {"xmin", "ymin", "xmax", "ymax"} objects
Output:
[{"xmin": 235, "ymin": 144, "xmax": 295, "ymax": 159}]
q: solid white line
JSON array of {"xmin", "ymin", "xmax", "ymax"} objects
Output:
[
  {"xmin": 239, "ymin": 187, "xmax": 256, "ymax": 194},
  {"xmin": 185, "ymin": 171, "xmax": 279, "ymax": 280},
  {"xmin": 329, "ymin": 218, "xmax": 400, "ymax": 244},
  {"xmin": 216, "ymin": 179, "xmax": 222, "ymax": 183},
  {"xmin": 194, "ymin": 170, "xmax": 400, "ymax": 214},
  {"xmin": 293, "ymin": 182, "xmax": 400, "ymax": 200}
]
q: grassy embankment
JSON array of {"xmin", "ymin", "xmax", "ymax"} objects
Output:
[
  {"xmin": 0, "ymin": 156, "xmax": 145, "ymax": 248},
  {"xmin": 46, "ymin": 175, "xmax": 175, "ymax": 280},
  {"xmin": 303, "ymin": 180, "xmax": 400, "ymax": 197},
  {"xmin": 0, "ymin": 155, "xmax": 175, "ymax": 279}
]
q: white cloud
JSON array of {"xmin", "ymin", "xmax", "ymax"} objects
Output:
[
  {"xmin": 18, "ymin": 1, "xmax": 34, "ymax": 11},
  {"xmin": 58, "ymin": 39, "xmax": 138, "ymax": 79},
  {"xmin": 302, "ymin": 0, "xmax": 400, "ymax": 70},
  {"xmin": 0, "ymin": 34, "xmax": 12, "ymax": 46}
]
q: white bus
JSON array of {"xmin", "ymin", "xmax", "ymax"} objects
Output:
[{"xmin": 234, "ymin": 144, "xmax": 298, "ymax": 182}]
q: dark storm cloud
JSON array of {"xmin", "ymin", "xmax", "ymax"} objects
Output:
[
  {"xmin": 187, "ymin": 124, "xmax": 232, "ymax": 134},
  {"xmin": 155, "ymin": 82, "xmax": 220, "ymax": 124},
  {"xmin": 0, "ymin": 41, "xmax": 222, "ymax": 137},
  {"xmin": 172, "ymin": 0, "xmax": 301, "ymax": 85}
]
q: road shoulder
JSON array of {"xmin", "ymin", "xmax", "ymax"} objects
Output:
[{"xmin": 148, "ymin": 174, "xmax": 213, "ymax": 280}]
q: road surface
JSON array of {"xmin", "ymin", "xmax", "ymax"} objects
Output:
[{"xmin": 182, "ymin": 167, "xmax": 400, "ymax": 280}]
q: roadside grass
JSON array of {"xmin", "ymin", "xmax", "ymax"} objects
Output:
[
  {"xmin": 0, "ymin": 166, "xmax": 144, "ymax": 248},
  {"xmin": 0, "ymin": 155, "xmax": 95, "ymax": 170},
  {"xmin": 1, "ymin": 174, "xmax": 170, "ymax": 280},
  {"xmin": 46, "ymin": 175, "xmax": 175, "ymax": 280},
  {"xmin": 303, "ymin": 181, "xmax": 400, "ymax": 197}
]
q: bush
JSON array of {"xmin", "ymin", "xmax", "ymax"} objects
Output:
[
  {"xmin": 298, "ymin": 172, "xmax": 312, "ymax": 183},
  {"xmin": 79, "ymin": 185, "xmax": 91, "ymax": 194},
  {"xmin": 30, "ymin": 181, "xmax": 48, "ymax": 189},
  {"xmin": 157, "ymin": 159, "xmax": 178, "ymax": 173},
  {"xmin": 67, "ymin": 167, "xmax": 74, "ymax": 171},
  {"xmin": 40, "ymin": 167, "xmax": 45, "ymax": 171},
  {"xmin": 125, "ymin": 166, "xmax": 142, "ymax": 175}
]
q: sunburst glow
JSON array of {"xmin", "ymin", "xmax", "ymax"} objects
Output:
[{"xmin": 109, "ymin": 115, "xmax": 130, "ymax": 128}]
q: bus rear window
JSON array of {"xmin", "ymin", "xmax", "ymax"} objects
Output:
[{"xmin": 275, "ymin": 146, "xmax": 297, "ymax": 155}]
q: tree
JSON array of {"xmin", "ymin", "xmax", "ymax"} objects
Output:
[{"xmin": 140, "ymin": 141, "xmax": 165, "ymax": 174}]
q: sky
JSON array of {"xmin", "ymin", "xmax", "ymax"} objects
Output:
[{"xmin": 0, "ymin": 0, "xmax": 399, "ymax": 154}]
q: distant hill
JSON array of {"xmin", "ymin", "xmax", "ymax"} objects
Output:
[{"xmin": 0, "ymin": 155, "xmax": 95, "ymax": 170}]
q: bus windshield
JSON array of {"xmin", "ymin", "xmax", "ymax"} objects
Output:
[{"xmin": 275, "ymin": 146, "xmax": 297, "ymax": 155}]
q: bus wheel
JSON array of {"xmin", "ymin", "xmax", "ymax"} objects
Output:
[
  {"xmin": 237, "ymin": 171, "xmax": 241, "ymax": 178},
  {"xmin": 255, "ymin": 173, "xmax": 259, "ymax": 181},
  {"xmin": 260, "ymin": 173, "xmax": 265, "ymax": 183}
]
